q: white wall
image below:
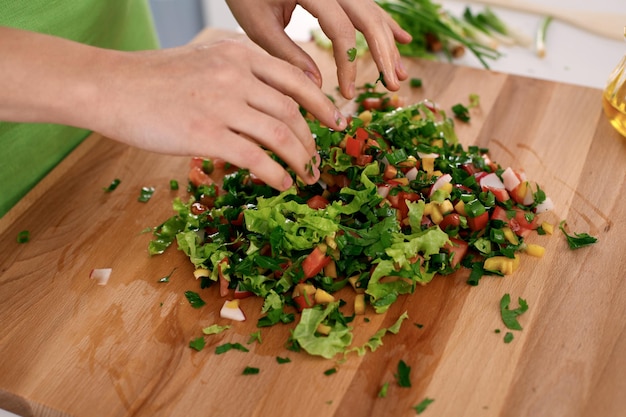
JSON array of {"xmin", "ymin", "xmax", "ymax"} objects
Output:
[{"xmin": 202, "ymin": 0, "xmax": 238, "ymax": 30}]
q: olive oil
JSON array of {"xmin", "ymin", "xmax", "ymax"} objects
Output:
[{"xmin": 602, "ymin": 29, "xmax": 626, "ymax": 137}]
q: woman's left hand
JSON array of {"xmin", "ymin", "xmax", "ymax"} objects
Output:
[{"xmin": 225, "ymin": 0, "xmax": 412, "ymax": 99}]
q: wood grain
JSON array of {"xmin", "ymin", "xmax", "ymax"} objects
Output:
[{"xmin": 1, "ymin": 28, "xmax": 625, "ymax": 417}]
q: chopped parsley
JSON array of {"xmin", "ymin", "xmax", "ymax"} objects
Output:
[
  {"xmin": 347, "ymin": 47, "xmax": 357, "ymax": 62},
  {"xmin": 500, "ymin": 293, "xmax": 528, "ymax": 331},
  {"xmin": 276, "ymin": 356, "xmax": 291, "ymax": 364},
  {"xmin": 169, "ymin": 179, "xmax": 179, "ymax": 190},
  {"xmin": 157, "ymin": 268, "xmax": 176, "ymax": 283},
  {"xmin": 559, "ymin": 220, "xmax": 598, "ymax": 249},
  {"xmin": 395, "ymin": 359, "xmax": 412, "ymax": 388},
  {"xmin": 184, "ymin": 291, "xmax": 206, "ymax": 308},
  {"xmin": 242, "ymin": 366, "xmax": 260, "ymax": 375},
  {"xmin": 189, "ymin": 337, "xmax": 205, "ymax": 351},
  {"xmin": 503, "ymin": 332, "xmax": 514, "ymax": 343},
  {"xmin": 247, "ymin": 330, "xmax": 262, "ymax": 344},
  {"xmin": 413, "ymin": 397, "xmax": 435, "ymax": 414},
  {"xmin": 215, "ymin": 342, "xmax": 249, "ymax": 354}
]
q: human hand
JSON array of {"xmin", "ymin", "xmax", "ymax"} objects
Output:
[
  {"xmin": 90, "ymin": 40, "xmax": 348, "ymax": 190},
  {"xmin": 225, "ymin": 0, "xmax": 412, "ymax": 99}
]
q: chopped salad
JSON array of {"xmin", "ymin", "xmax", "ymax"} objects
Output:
[{"xmin": 150, "ymin": 84, "xmax": 553, "ymax": 358}]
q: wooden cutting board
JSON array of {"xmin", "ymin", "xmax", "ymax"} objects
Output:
[{"xmin": 1, "ymin": 28, "xmax": 625, "ymax": 417}]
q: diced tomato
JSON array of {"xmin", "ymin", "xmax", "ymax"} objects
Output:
[
  {"xmin": 354, "ymin": 127, "xmax": 369, "ymax": 141},
  {"xmin": 443, "ymin": 237, "xmax": 468, "ymax": 268},
  {"xmin": 355, "ymin": 154, "xmax": 374, "ymax": 166},
  {"xmin": 292, "ymin": 294, "xmax": 315, "ymax": 312},
  {"xmin": 234, "ymin": 283, "xmax": 253, "ymax": 299},
  {"xmin": 483, "ymin": 186, "xmax": 510, "ymax": 203},
  {"xmin": 387, "ymin": 191, "xmax": 421, "ymax": 221},
  {"xmin": 189, "ymin": 157, "xmax": 213, "ymax": 173},
  {"xmin": 467, "ymin": 211, "xmax": 489, "ymax": 231},
  {"xmin": 190, "ymin": 202, "xmax": 208, "ymax": 215},
  {"xmin": 491, "ymin": 206, "xmax": 510, "ymax": 223},
  {"xmin": 346, "ymin": 135, "xmax": 365, "ymax": 157},
  {"xmin": 461, "ymin": 163, "xmax": 480, "ymax": 176},
  {"xmin": 360, "ymin": 95, "xmax": 403, "ymax": 111},
  {"xmin": 301, "ymin": 246, "xmax": 331, "ymax": 280},
  {"xmin": 218, "ymin": 258, "xmax": 230, "ymax": 297},
  {"xmin": 306, "ymin": 195, "xmax": 329, "ymax": 210},
  {"xmin": 481, "ymin": 154, "xmax": 498, "ymax": 172},
  {"xmin": 361, "ymin": 97, "xmax": 384, "ymax": 111},
  {"xmin": 439, "ymin": 213, "xmax": 461, "ymax": 232},
  {"xmin": 331, "ymin": 174, "xmax": 351, "ymax": 190},
  {"xmin": 188, "ymin": 166, "xmax": 214, "ymax": 187},
  {"xmin": 474, "ymin": 171, "xmax": 488, "ymax": 182},
  {"xmin": 491, "ymin": 206, "xmax": 538, "ymax": 237},
  {"xmin": 230, "ymin": 211, "xmax": 245, "ymax": 226}
]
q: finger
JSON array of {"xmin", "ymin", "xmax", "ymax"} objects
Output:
[
  {"xmin": 337, "ymin": 1, "xmax": 404, "ymax": 91},
  {"xmin": 300, "ymin": 0, "xmax": 357, "ymax": 99},
  {"xmin": 250, "ymin": 52, "xmax": 348, "ymax": 131},
  {"xmin": 229, "ymin": 5, "xmax": 324, "ymax": 88},
  {"xmin": 221, "ymin": 96, "xmax": 320, "ymax": 184},
  {"xmin": 245, "ymin": 80, "xmax": 317, "ymax": 155},
  {"xmin": 200, "ymin": 130, "xmax": 297, "ymax": 191}
]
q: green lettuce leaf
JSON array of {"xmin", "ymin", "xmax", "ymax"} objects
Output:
[{"xmin": 292, "ymin": 302, "xmax": 353, "ymax": 359}]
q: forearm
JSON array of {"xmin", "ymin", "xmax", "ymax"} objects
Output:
[{"xmin": 0, "ymin": 27, "xmax": 117, "ymax": 130}]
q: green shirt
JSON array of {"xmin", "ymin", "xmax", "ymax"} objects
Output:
[{"xmin": 0, "ymin": 0, "xmax": 159, "ymax": 217}]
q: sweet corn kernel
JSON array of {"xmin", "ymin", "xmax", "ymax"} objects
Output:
[
  {"xmin": 354, "ymin": 294, "xmax": 366, "ymax": 315},
  {"xmin": 541, "ymin": 221, "xmax": 554, "ymax": 235},
  {"xmin": 524, "ymin": 243, "xmax": 545, "ymax": 258}
]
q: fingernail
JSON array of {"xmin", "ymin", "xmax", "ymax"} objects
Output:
[
  {"xmin": 349, "ymin": 82, "xmax": 355, "ymax": 99},
  {"xmin": 397, "ymin": 59, "xmax": 407, "ymax": 78},
  {"xmin": 313, "ymin": 151, "xmax": 321, "ymax": 168},
  {"xmin": 304, "ymin": 70, "xmax": 321, "ymax": 87},
  {"xmin": 311, "ymin": 163, "xmax": 320, "ymax": 181},
  {"xmin": 334, "ymin": 110, "xmax": 347, "ymax": 130},
  {"xmin": 283, "ymin": 175, "xmax": 293, "ymax": 190}
]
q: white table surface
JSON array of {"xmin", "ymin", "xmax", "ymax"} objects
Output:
[
  {"xmin": 285, "ymin": 0, "xmax": 625, "ymax": 90},
  {"xmin": 1, "ymin": 1, "xmax": 623, "ymax": 417}
]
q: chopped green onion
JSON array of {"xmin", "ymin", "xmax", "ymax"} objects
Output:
[
  {"xmin": 536, "ymin": 16, "xmax": 553, "ymax": 58},
  {"xmin": 464, "ymin": 199, "xmax": 486, "ymax": 218},
  {"xmin": 169, "ymin": 179, "xmax": 179, "ymax": 190},
  {"xmin": 378, "ymin": 381, "xmax": 390, "ymax": 398},
  {"xmin": 138, "ymin": 186, "xmax": 155, "ymax": 202},
  {"xmin": 452, "ymin": 103, "xmax": 471, "ymax": 122},
  {"xmin": 103, "ymin": 178, "xmax": 121, "ymax": 192},
  {"xmin": 16, "ymin": 230, "xmax": 30, "ymax": 243},
  {"xmin": 410, "ymin": 78, "xmax": 423, "ymax": 88},
  {"xmin": 324, "ymin": 367, "xmax": 337, "ymax": 376}
]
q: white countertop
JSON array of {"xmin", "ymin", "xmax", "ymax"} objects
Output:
[{"xmin": 285, "ymin": 0, "xmax": 625, "ymax": 90}]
